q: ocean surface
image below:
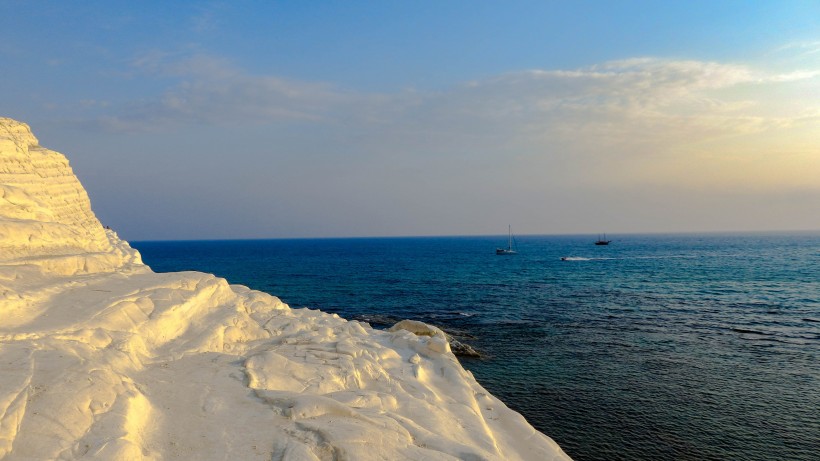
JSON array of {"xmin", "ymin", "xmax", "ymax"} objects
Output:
[{"xmin": 132, "ymin": 233, "xmax": 820, "ymax": 461}]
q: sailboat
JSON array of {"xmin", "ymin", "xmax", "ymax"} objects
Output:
[
  {"xmin": 496, "ymin": 226, "xmax": 518, "ymax": 255},
  {"xmin": 594, "ymin": 234, "xmax": 611, "ymax": 245}
]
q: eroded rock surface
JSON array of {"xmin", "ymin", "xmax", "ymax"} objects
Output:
[{"xmin": 0, "ymin": 117, "xmax": 571, "ymax": 460}]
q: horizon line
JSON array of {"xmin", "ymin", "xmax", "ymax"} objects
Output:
[{"xmin": 128, "ymin": 228, "xmax": 820, "ymax": 243}]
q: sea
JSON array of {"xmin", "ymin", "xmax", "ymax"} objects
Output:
[{"xmin": 132, "ymin": 232, "xmax": 819, "ymax": 461}]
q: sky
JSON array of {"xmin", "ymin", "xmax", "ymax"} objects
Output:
[{"xmin": 1, "ymin": 0, "xmax": 819, "ymax": 240}]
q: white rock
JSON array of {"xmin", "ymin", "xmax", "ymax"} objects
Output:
[{"xmin": 0, "ymin": 117, "xmax": 572, "ymax": 461}]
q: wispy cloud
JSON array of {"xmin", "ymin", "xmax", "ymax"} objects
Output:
[
  {"xmin": 85, "ymin": 54, "xmax": 818, "ymax": 194},
  {"xmin": 92, "ymin": 54, "xmax": 365, "ymax": 130},
  {"xmin": 764, "ymin": 69, "xmax": 820, "ymax": 82},
  {"xmin": 95, "ymin": 54, "xmax": 817, "ymax": 138},
  {"xmin": 48, "ymin": 51, "xmax": 819, "ymax": 238},
  {"xmin": 377, "ymin": 58, "xmax": 811, "ymax": 156},
  {"xmin": 773, "ymin": 41, "xmax": 820, "ymax": 57},
  {"xmin": 189, "ymin": 3, "xmax": 223, "ymax": 33}
]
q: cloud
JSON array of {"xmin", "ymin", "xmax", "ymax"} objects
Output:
[
  {"xmin": 370, "ymin": 58, "xmax": 794, "ymax": 162},
  {"xmin": 189, "ymin": 3, "xmax": 223, "ymax": 33},
  {"xmin": 384, "ymin": 58, "xmax": 819, "ymax": 193},
  {"xmin": 91, "ymin": 54, "xmax": 367, "ymax": 131},
  {"xmin": 453, "ymin": 59, "xmax": 757, "ymax": 118},
  {"xmin": 773, "ymin": 41, "xmax": 820, "ymax": 57},
  {"xmin": 54, "ymin": 53, "xmax": 819, "ymax": 237},
  {"xmin": 764, "ymin": 69, "xmax": 820, "ymax": 82},
  {"xmin": 95, "ymin": 54, "xmax": 817, "ymax": 139},
  {"xmin": 480, "ymin": 58, "xmax": 814, "ymax": 133},
  {"xmin": 84, "ymin": 54, "xmax": 818, "ymax": 194}
]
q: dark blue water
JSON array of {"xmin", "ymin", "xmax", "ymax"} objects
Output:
[{"xmin": 132, "ymin": 233, "xmax": 820, "ymax": 461}]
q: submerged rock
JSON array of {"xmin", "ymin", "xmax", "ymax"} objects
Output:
[
  {"xmin": 390, "ymin": 319, "xmax": 483, "ymax": 358},
  {"xmin": 450, "ymin": 338, "xmax": 482, "ymax": 358}
]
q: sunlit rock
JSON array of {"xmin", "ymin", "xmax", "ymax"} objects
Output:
[{"xmin": 0, "ymin": 117, "xmax": 571, "ymax": 460}]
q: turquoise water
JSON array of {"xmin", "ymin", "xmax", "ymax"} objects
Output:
[{"xmin": 132, "ymin": 233, "xmax": 820, "ymax": 461}]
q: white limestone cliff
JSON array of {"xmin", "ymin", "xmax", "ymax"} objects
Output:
[
  {"xmin": 0, "ymin": 118, "xmax": 142, "ymax": 275},
  {"xmin": 0, "ymin": 117, "xmax": 571, "ymax": 460}
]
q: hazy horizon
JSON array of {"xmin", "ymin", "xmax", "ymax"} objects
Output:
[
  {"xmin": 126, "ymin": 228, "xmax": 820, "ymax": 244},
  {"xmin": 2, "ymin": 1, "xmax": 818, "ymax": 241}
]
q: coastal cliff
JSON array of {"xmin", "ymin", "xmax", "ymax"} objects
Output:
[
  {"xmin": 0, "ymin": 118, "xmax": 142, "ymax": 275},
  {"xmin": 0, "ymin": 117, "xmax": 571, "ymax": 460}
]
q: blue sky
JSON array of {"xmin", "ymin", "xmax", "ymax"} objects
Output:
[{"xmin": 2, "ymin": 1, "xmax": 819, "ymax": 239}]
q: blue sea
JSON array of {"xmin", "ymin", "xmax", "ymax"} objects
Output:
[{"xmin": 132, "ymin": 233, "xmax": 820, "ymax": 461}]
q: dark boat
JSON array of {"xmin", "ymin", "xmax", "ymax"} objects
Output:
[{"xmin": 594, "ymin": 234, "xmax": 611, "ymax": 245}]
